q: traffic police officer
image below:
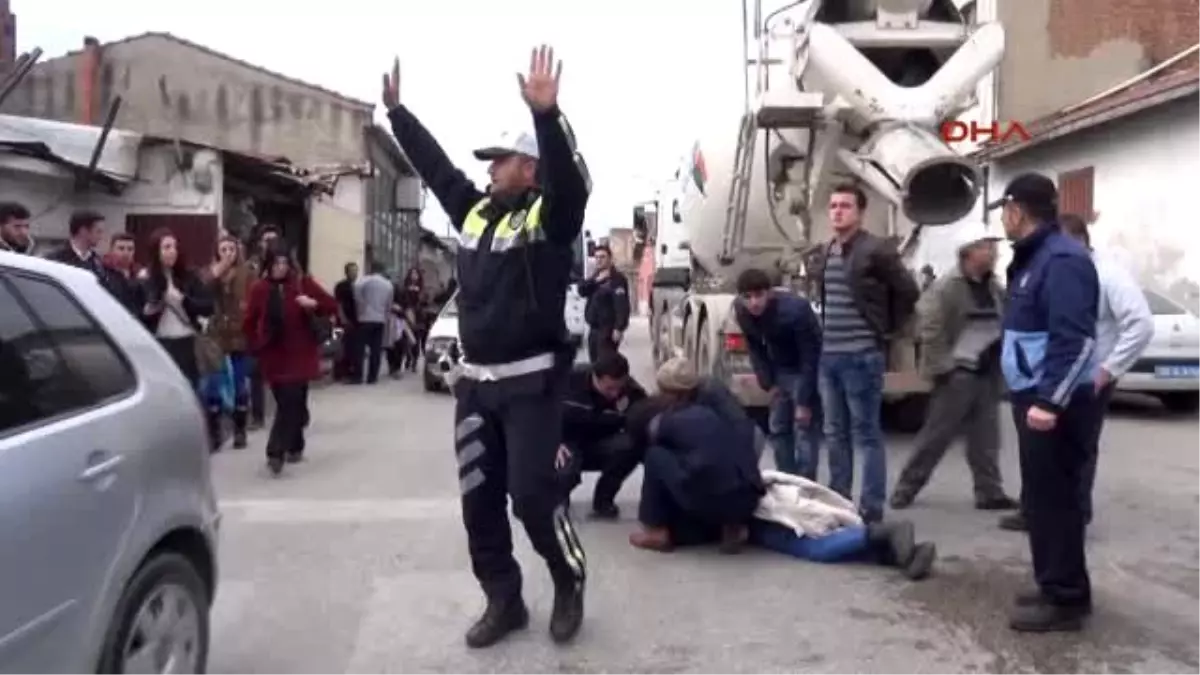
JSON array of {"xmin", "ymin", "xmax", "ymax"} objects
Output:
[
  {"xmin": 578, "ymin": 243, "xmax": 631, "ymax": 361},
  {"xmin": 383, "ymin": 46, "xmax": 592, "ymax": 648}
]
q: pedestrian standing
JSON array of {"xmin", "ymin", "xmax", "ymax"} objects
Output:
[
  {"xmin": 382, "ymin": 44, "xmax": 591, "ymax": 647},
  {"xmin": 202, "ymin": 234, "xmax": 255, "ymax": 450},
  {"xmin": 245, "ymin": 225, "xmax": 283, "ymax": 429},
  {"xmin": 579, "ymin": 244, "xmax": 631, "ymax": 362},
  {"xmin": 351, "ymin": 260, "xmax": 395, "ymax": 384},
  {"xmin": 807, "ymin": 183, "xmax": 920, "ymax": 523},
  {"xmin": 0, "ymin": 202, "xmax": 34, "ymax": 255},
  {"xmin": 102, "ymin": 232, "xmax": 144, "ymax": 315},
  {"xmin": 398, "ymin": 267, "xmax": 428, "ymax": 372},
  {"xmin": 890, "ymin": 229, "xmax": 1019, "ymax": 511},
  {"xmin": 999, "ymin": 212, "xmax": 1153, "ymax": 532},
  {"xmin": 138, "ymin": 229, "xmax": 214, "ymax": 450},
  {"xmin": 243, "ymin": 244, "xmax": 338, "ymax": 476},
  {"xmin": 733, "ymin": 268, "xmax": 824, "ymax": 480},
  {"xmin": 333, "ymin": 262, "xmax": 361, "ymax": 383},
  {"xmin": 991, "ymin": 173, "xmax": 1100, "ymax": 632}
]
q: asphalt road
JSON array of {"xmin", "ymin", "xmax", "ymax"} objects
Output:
[{"xmin": 208, "ymin": 318, "xmax": 1199, "ymax": 673}]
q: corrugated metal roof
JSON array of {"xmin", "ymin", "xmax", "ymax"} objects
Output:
[
  {"xmin": 0, "ymin": 113, "xmax": 142, "ymax": 179},
  {"xmin": 975, "ymin": 61, "xmax": 1200, "ymax": 160}
]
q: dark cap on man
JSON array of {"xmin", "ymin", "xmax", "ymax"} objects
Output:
[{"xmin": 986, "ymin": 172, "xmax": 1058, "ymax": 213}]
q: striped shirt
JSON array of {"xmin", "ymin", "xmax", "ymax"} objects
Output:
[{"xmin": 822, "ymin": 244, "xmax": 877, "ymax": 354}]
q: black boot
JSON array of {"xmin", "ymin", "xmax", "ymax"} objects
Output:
[
  {"xmin": 464, "ymin": 597, "xmax": 529, "ymax": 649},
  {"xmin": 231, "ymin": 408, "xmax": 248, "ymax": 449},
  {"xmin": 866, "ymin": 521, "xmax": 916, "ymax": 568},
  {"xmin": 1009, "ymin": 599, "xmax": 1090, "ymax": 633},
  {"xmin": 206, "ymin": 409, "xmax": 223, "ymax": 453},
  {"xmin": 548, "ymin": 580, "xmax": 585, "ymax": 644},
  {"xmin": 903, "ymin": 542, "xmax": 937, "ymax": 580}
]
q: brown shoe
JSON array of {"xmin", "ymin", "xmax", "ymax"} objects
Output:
[
  {"xmin": 719, "ymin": 524, "xmax": 749, "ymax": 554},
  {"xmin": 629, "ymin": 526, "xmax": 673, "ymax": 552}
]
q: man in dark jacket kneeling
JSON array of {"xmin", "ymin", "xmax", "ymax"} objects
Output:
[
  {"xmin": 556, "ymin": 352, "xmax": 649, "ymax": 519},
  {"xmin": 628, "ymin": 357, "xmax": 766, "ymax": 554}
]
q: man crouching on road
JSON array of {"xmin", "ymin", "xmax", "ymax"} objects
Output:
[
  {"xmin": 383, "ymin": 46, "xmax": 591, "ymax": 648},
  {"xmin": 890, "ymin": 229, "xmax": 1020, "ymax": 511},
  {"xmin": 627, "ymin": 358, "xmax": 766, "ymax": 554},
  {"xmin": 733, "ymin": 267, "xmax": 823, "ymax": 479},
  {"xmin": 555, "ymin": 352, "xmax": 648, "ymax": 519}
]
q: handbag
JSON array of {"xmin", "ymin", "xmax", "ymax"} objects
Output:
[
  {"xmin": 165, "ymin": 300, "xmax": 224, "ymax": 377},
  {"xmin": 294, "ymin": 277, "xmax": 333, "ymax": 344}
]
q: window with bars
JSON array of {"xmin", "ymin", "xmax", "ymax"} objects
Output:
[{"xmin": 1057, "ymin": 166, "xmax": 1095, "ymax": 221}]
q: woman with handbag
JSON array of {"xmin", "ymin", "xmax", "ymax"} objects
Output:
[
  {"xmin": 138, "ymin": 228, "xmax": 217, "ymax": 444},
  {"xmin": 202, "ymin": 234, "xmax": 255, "ymax": 450},
  {"xmin": 243, "ymin": 243, "xmax": 338, "ymax": 476}
]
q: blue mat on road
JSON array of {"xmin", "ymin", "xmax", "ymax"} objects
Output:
[{"xmin": 749, "ymin": 520, "xmax": 868, "ymax": 563}]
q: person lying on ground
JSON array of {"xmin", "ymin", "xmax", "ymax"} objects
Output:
[
  {"xmin": 627, "ymin": 357, "xmax": 766, "ymax": 554},
  {"xmin": 752, "ymin": 470, "xmax": 937, "ymax": 580},
  {"xmin": 555, "ymin": 352, "xmax": 649, "ymax": 519}
]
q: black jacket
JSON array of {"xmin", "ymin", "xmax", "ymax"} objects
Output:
[
  {"xmin": 805, "ymin": 230, "xmax": 920, "ymax": 341},
  {"xmin": 579, "ymin": 269, "xmax": 630, "ymax": 331},
  {"xmin": 387, "ymin": 103, "xmax": 590, "ymax": 365},
  {"xmin": 561, "ymin": 363, "xmax": 648, "ymax": 446},
  {"xmin": 138, "ymin": 270, "xmax": 214, "ymax": 334},
  {"xmin": 44, "ymin": 245, "xmax": 135, "ymax": 311},
  {"xmin": 734, "ymin": 291, "xmax": 822, "ymax": 405}
]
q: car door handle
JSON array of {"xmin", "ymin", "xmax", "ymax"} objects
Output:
[{"xmin": 79, "ymin": 453, "xmax": 124, "ymax": 482}]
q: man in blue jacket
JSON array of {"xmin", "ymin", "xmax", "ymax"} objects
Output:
[
  {"xmin": 991, "ymin": 173, "xmax": 1100, "ymax": 633},
  {"xmin": 733, "ymin": 268, "xmax": 823, "ymax": 479},
  {"xmin": 627, "ymin": 358, "xmax": 766, "ymax": 554}
]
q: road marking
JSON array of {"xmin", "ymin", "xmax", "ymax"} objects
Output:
[{"xmin": 219, "ymin": 498, "xmax": 462, "ymax": 523}]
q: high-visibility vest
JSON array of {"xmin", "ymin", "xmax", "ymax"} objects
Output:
[{"xmin": 459, "ymin": 196, "xmax": 545, "ymax": 252}]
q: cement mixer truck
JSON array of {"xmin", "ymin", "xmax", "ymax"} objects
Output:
[{"xmin": 641, "ymin": 0, "xmax": 1005, "ymax": 431}]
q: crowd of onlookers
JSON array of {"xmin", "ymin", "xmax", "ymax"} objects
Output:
[{"xmin": 1, "ymin": 200, "xmax": 443, "ymax": 476}]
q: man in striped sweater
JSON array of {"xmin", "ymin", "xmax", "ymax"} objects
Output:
[{"xmin": 808, "ymin": 184, "xmax": 920, "ymax": 523}]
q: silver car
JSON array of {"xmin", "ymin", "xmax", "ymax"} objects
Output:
[{"xmin": 0, "ymin": 252, "xmax": 220, "ymax": 673}]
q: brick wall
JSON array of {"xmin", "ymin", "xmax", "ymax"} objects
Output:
[
  {"xmin": 998, "ymin": 0, "xmax": 1199, "ymax": 122},
  {"xmin": 1048, "ymin": 0, "xmax": 1198, "ymax": 68}
]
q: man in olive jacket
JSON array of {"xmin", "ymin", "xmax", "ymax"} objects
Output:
[{"xmin": 889, "ymin": 230, "xmax": 1019, "ymax": 511}]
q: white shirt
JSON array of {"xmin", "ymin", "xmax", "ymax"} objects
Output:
[{"xmin": 1092, "ymin": 249, "xmax": 1153, "ymax": 379}]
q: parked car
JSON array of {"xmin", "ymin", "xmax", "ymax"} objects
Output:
[
  {"xmin": 1116, "ymin": 288, "xmax": 1199, "ymax": 412},
  {"xmin": 0, "ymin": 251, "xmax": 220, "ymax": 673},
  {"xmin": 422, "ymin": 286, "xmax": 586, "ymax": 393}
]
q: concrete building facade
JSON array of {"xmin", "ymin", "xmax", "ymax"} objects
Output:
[{"xmin": 3, "ymin": 32, "xmax": 372, "ymax": 167}]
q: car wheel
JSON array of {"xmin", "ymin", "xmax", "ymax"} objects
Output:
[
  {"xmin": 423, "ymin": 369, "xmax": 441, "ymax": 392},
  {"xmin": 1160, "ymin": 392, "xmax": 1199, "ymax": 413},
  {"xmin": 98, "ymin": 552, "xmax": 210, "ymax": 674}
]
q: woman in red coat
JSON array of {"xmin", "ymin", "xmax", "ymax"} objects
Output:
[{"xmin": 243, "ymin": 244, "xmax": 338, "ymax": 475}]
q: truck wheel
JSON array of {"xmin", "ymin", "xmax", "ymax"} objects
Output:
[
  {"xmin": 97, "ymin": 552, "xmax": 210, "ymax": 674},
  {"xmin": 653, "ymin": 310, "xmax": 673, "ymax": 367},
  {"xmin": 883, "ymin": 395, "xmax": 928, "ymax": 435}
]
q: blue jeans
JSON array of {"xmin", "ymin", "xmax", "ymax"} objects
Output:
[
  {"xmin": 819, "ymin": 349, "xmax": 886, "ymax": 518},
  {"xmin": 202, "ymin": 351, "xmax": 250, "ymax": 411},
  {"xmin": 767, "ymin": 372, "xmax": 823, "ymax": 479}
]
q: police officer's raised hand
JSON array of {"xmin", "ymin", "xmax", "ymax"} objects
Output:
[
  {"xmin": 518, "ymin": 44, "xmax": 561, "ymax": 112},
  {"xmin": 381, "ymin": 57, "xmax": 401, "ymax": 110}
]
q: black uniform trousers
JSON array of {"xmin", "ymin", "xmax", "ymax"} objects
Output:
[
  {"xmin": 1080, "ymin": 381, "xmax": 1116, "ymax": 522},
  {"xmin": 453, "ymin": 360, "xmax": 587, "ymax": 601},
  {"xmin": 586, "ymin": 327, "xmax": 619, "ymax": 363},
  {"xmin": 557, "ymin": 432, "xmax": 646, "ymax": 509},
  {"xmin": 1011, "ymin": 393, "xmax": 1100, "ymax": 608}
]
